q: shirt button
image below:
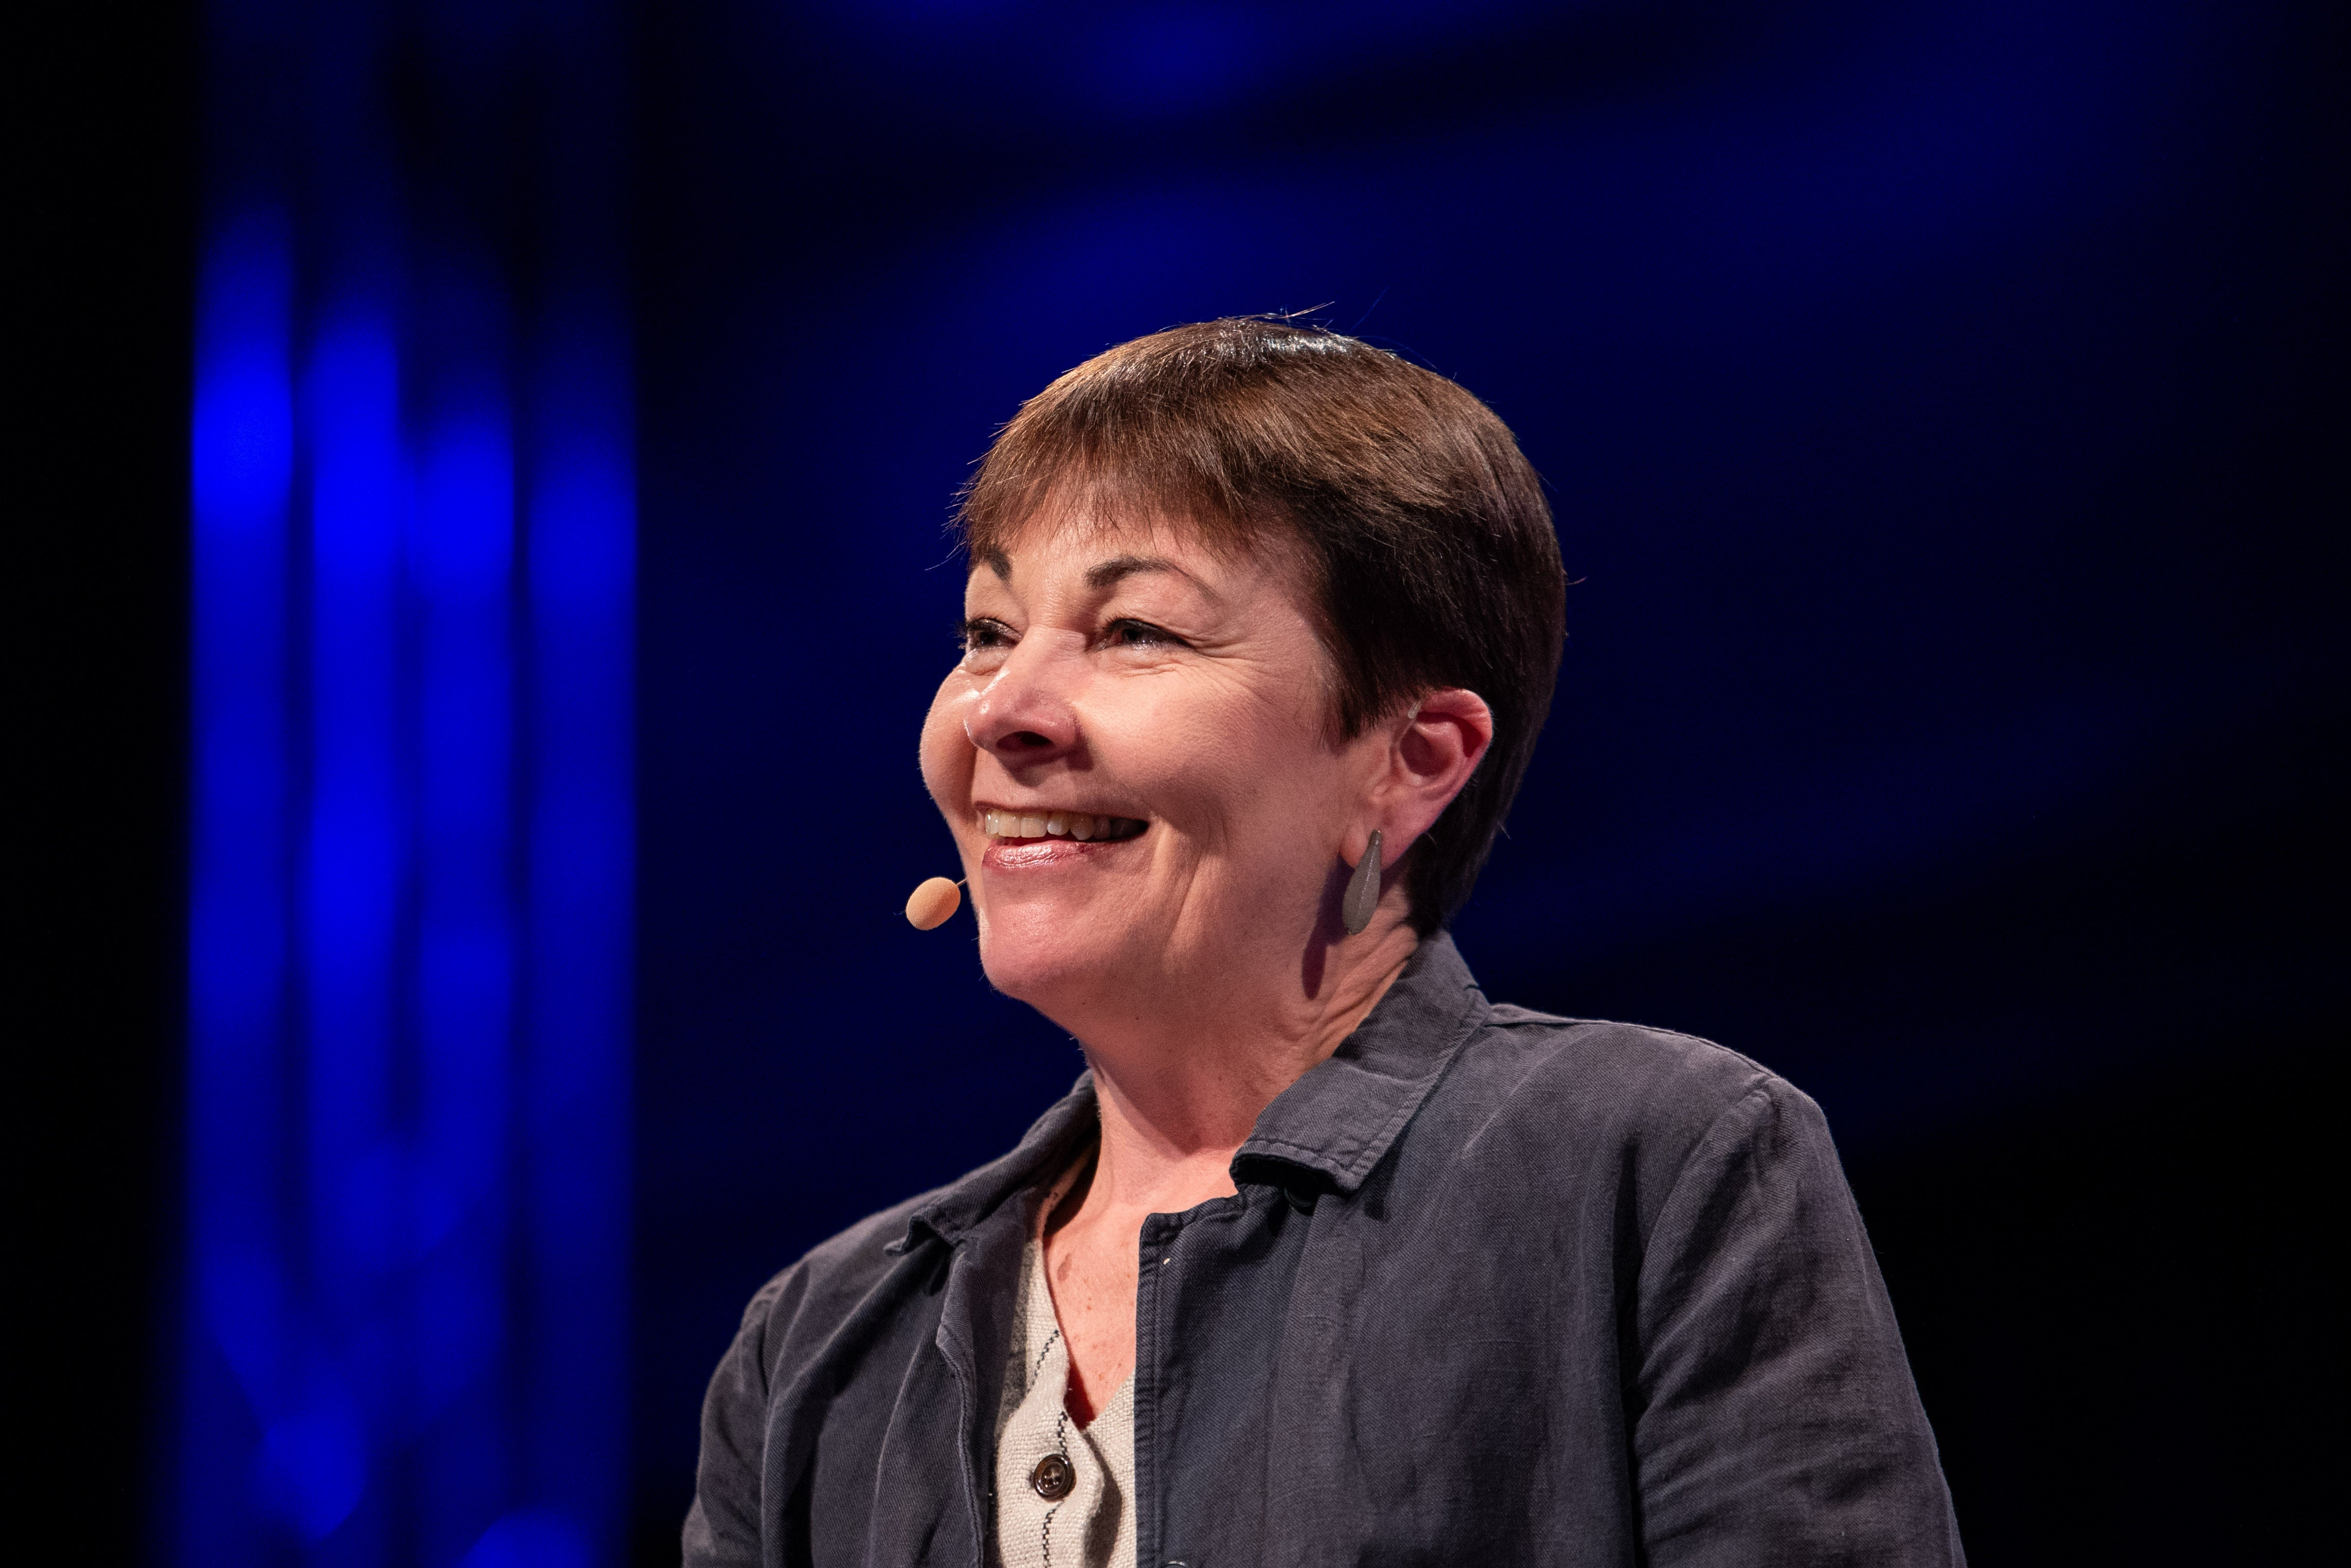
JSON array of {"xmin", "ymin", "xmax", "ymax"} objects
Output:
[{"xmin": 1030, "ymin": 1453, "xmax": 1075, "ymax": 1501}]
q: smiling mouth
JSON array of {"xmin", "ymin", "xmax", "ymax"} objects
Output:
[{"xmin": 978, "ymin": 808, "xmax": 1148, "ymax": 843}]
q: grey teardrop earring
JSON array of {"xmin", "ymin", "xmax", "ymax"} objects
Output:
[{"xmin": 1342, "ymin": 829, "xmax": 1383, "ymax": 936}]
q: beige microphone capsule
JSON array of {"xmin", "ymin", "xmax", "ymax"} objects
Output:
[{"xmin": 905, "ymin": 876, "xmax": 964, "ymax": 930}]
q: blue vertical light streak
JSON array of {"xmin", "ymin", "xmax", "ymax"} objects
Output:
[
  {"xmin": 413, "ymin": 379, "xmax": 518, "ymax": 1564},
  {"xmin": 187, "ymin": 206, "xmax": 297, "ymax": 1566},
  {"xmin": 301, "ymin": 301, "xmax": 404, "ymax": 1564},
  {"xmin": 520, "ymin": 299, "xmax": 635, "ymax": 1552},
  {"xmin": 183, "ymin": 3, "xmax": 632, "ymax": 1562}
]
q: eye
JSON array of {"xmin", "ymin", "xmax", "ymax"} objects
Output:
[
  {"xmin": 958, "ymin": 617, "xmax": 1015, "ymax": 667},
  {"xmin": 1103, "ymin": 618, "xmax": 1186, "ymax": 650}
]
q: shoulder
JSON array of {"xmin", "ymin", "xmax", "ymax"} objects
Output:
[
  {"xmin": 1423, "ymin": 999, "xmax": 1835, "ymax": 1221},
  {"xmin": 727, "ymin": 1185, "xmax": 950, "ymax": 1387},
  {"xmin": 722, "ymin": 1084, "xmax": 1088, "ymax": 1386},
  {"xmin": 1472, "ymin": 1001, "xmax": 1806, "ymax": 1124}
]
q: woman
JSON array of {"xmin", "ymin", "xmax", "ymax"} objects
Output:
[{"xmin": 685, "ymin": 319, "xmax": 1963, "ymax": 1566}]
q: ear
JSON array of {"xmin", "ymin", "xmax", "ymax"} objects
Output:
[{"xmin": 1359, "ymin": 688, "xmax": 1494, "ymax": 864}]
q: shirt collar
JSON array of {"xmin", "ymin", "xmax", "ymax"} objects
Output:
[
  {"xmin": 1233, "ymin": 930, "xmax": 1487, "ymax": 1196},
  {"xmin": 897, "ymin": 1079, "xmax": 1099, "ymax": 1252},
  {"xmin": 899, "ymin": 932, "xmax": 1488, "ymax": 1248}
]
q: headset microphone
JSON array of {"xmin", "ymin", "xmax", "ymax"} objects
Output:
[{"xmin": 904, "ymin": 876, "xmax": 965, "ymax": 930}]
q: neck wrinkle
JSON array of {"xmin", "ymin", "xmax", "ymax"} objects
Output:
[{"xmin": 1078, "ymin": 921, "xmax": 1420, "ymax": 1214}]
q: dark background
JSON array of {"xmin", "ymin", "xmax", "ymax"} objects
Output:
[{"xmin": 30, "ymin": 0, "xmax": 2342, "ymax": 1563}]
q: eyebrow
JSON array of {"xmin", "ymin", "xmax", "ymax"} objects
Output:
[
  {"xmin": 976, "ymin": 549, "xmax": 1213, "ymax": 597},
  {"xmin": 1083, "ymin": 554, "xmax": 1186, "ymax": 590}
]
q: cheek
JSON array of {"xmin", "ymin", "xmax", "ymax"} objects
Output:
[
  {"xmin": 1115, "ymin": 682, "xmax": 1346, "ymax": 834},
  {"xmin": 919, "ymin": 678, "xmax": 974, "ymax": 809}
]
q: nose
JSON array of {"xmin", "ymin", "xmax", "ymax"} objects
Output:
[{"xmin": 966, "ymin": 636, "xmax": 1079, "ymax": 761}]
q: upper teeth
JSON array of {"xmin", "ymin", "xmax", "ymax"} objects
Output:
[{"xmin": 980, "ymin": 810, "xmax": 1144, "ymax": 841}]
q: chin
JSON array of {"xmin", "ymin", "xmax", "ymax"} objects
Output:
[{"xmin": 974, "ymin": 905, "xmax": 1134, "ymax": 1013}]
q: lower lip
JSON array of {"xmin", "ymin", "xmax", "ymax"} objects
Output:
[{"xmin": 980, "ymin": 835, "xmax": 1143, "ymax": 871}]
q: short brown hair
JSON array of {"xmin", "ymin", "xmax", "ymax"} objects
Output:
[{"xmin": 957, "ymin": 317, "xmax": 1565, "ymax": 933}]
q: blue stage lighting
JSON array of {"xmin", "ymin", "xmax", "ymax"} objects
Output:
[{"xmin": 181, "ymin": 5, "xmax": 632, "ymax": 1562}]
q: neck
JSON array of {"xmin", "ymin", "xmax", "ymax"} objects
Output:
[{"xmin": 1072, "ymin": 916, "xmax": 1422, "ymax": 1214}]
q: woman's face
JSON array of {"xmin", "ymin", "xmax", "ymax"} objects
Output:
[{"xmin": 920, "ymin": 513, "xmax": 1388, "ymax": 1013}]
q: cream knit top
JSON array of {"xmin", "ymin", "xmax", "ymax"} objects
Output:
[{"xmin": 990, "ymin": 1233, "xmax": 1137, "ymax": 1568}]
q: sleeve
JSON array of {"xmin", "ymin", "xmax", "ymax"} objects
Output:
[
  {"xmin": 682, "ymin": 1273, "xmax": 793, "ymax": 1568},
  {"xmin": 1629, "ymin": 1080, "xmax": 1966, "ymax": 1567}
]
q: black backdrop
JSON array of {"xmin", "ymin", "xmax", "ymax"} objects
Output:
[{"xmin": 29, "ymin": 1, "xmax": 2343, "ymax": 1563}]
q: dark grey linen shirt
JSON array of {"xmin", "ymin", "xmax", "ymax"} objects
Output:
[{"xmin": 685, "ymin": 935, "xmax": 1964, "ymax": 1566}]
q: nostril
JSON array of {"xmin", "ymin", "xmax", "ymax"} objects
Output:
[{"xmin": 1008, "ymin": 731, "xmax": 1054, "ymax": 749}]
